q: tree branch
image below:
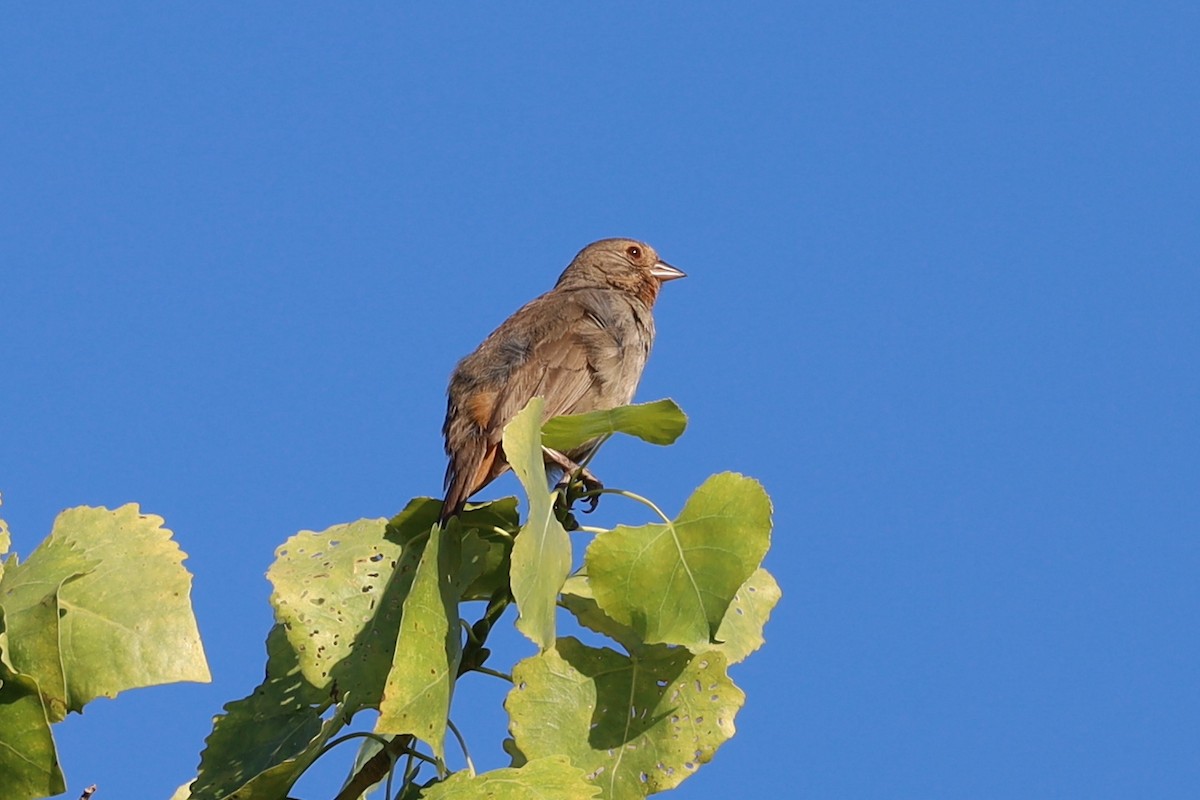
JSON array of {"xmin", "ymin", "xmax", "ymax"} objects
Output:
[{"xmin": 332, "ymin": 734, "xmax": 415, "ymax": 800}]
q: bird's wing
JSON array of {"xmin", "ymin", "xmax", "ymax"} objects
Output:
[
  {"xmin": 441, "ymin": 292, "xmax": 609, "ymax": 521},
  {"xmin": 483, "ymin": 293, "xmax": 605, "ymax": 435}
]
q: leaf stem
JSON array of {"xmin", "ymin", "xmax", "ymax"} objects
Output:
[
  {"xmin": 402, "ymin": 749, "xmax": 418, "ymax": 787},
  {"xmin": 447, "ymin": 718, "xmax": 476, "ymax": 776},
  {"xmin": 469, "ymin": 664, "xmax": 513, "ymax": 682},
  {"xmin": 589, "ymin": 488, "xmax": 672, "ymax": 525},
  {"xmin": 318, "ymin": 731, "xmax": 392, "ymax": 759},
  {"xmin": 384, "ymin": 749, "xmax": 397, "ymax": 800},
  {"xmin": 576, "ymin": 434, "xmax": 611, "ymax": 471}
]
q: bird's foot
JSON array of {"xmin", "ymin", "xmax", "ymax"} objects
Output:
[
  {"xmin": 566, "ymin": 471, "xmax": 604, "ymax": 513},
  {"xmin": 543, "ymin": 446, "xmax": 604, "ymax": 513}
]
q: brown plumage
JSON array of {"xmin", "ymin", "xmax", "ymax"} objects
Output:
[{"xmin": 441, "ymin": 238, "xmax": 685, "ymax": 522}]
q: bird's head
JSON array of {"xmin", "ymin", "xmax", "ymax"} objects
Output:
[{"xmin": 556, "ymin": 238, "xmax": 686, "ymax": 305}]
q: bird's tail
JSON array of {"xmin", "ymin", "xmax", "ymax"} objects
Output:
[
  {"xmin": 440, "ymin": 440, "xmax": 503, "ymax": 524},
  {"xmin": 440, "ymin": 465, "xmax": 470, "ymax": 525}
]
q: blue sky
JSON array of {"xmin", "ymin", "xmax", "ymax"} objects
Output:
[{"xmin": 3, "ymin": 3, "xmax": 1198, "ymax": 798}]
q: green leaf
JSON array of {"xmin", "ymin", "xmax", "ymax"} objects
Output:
[
  {"xmin": 559, "ymin": 575, "xmax": 643, "ymax": 655},
  {"xmin": 700, "ymin": 568, "xmax": 782, "ymax": 665},
  {"xmin": 541, "ymin": 399, "xmax": 688, "ymax": 452},
  {"xmin": 385, "ymin": 498, "xmax": 518, "ymax": 602},
  {"xmin": 421, "ymin": 756, "xmax": 601, "ymax": 800},
  {"xmin": 507, "ymin": 638, "xmax": 744, "ymax": 799},
  {"xmin": 0, "ymin": 547, "xmax": 94, "ymax": 721},
  {"xmin": 565, "ymin": 568, "xmax": 782, "ymax": 666},
  {"xmin": 0, "ymin": 670, "xmax": 65, "ymax": 800},
  {"xmin": 187, "ymin": 626, "xmax": 344, "ymax": 800},
  {"xmin": 458, "ymin": 496, "xmax": 522, "ymax": 534},
  {"xmin": 452, "ymin": 497, "xmax": 519, "ymax": 602},
  {"xmin": 585, "ymin": 473, "xmax": 772, "ymax": 650},
  {"xmin": 0, "ymin": 505, "xmax": 209, "ymax": 719},
  {"xmin": 377, "ymin": 523, "xmax": 481, "ymax": 759},
  {"xmin": 503, "ymin": 397, "xmax": 571, "ymax": 650}
]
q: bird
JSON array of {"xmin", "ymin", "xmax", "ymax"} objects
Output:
[{"xmin": 440, "ymin": 237, "xmax": 685, "ymax": 523}]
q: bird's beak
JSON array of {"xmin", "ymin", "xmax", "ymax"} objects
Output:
[{"xmin": 650, "ymin": 261, "xmax": 686, "ymax": 282}]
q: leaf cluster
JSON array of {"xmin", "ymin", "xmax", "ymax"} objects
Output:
[
  {"xmin": 0, "ymin": 502, "xmax": 210, "ymax": 800},
  {"xmin": 179, "ymin": 399, "xmax": 780, "ymax": 800}
]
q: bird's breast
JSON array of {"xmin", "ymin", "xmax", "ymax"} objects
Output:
[{"xmin": 574, "ymin": 295, "xmax": 654, "ymax": 406}]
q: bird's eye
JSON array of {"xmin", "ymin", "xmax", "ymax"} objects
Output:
[{"xmin": 626, "ymin": 245, "xmax": 642, "ymax": 259}]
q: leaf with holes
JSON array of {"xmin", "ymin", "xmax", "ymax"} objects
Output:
[
  {"xmin": 585, "ymin": 473, "xmax": 772, "ymax": 650},
  {"xmin": 504, "ymin": 397, "xmax": 572, "ymax": 650},
  {"xmin": 541, "ymin": 399, "xmax": 688, "ymax": 452},
  {"xmin": 268, "ymin": 516, "xmax": 406, "ymax": 695},
  {"xmin": 698, "ymin": 567, "xmax": 782, "ymax": 665},
  {"xmin": 186, "ymin": 626, "xmax": 343, "ymax": 800},
  {"xmin": 269, "ymin": 499, "xmax": 514, "ymax": 714},
  {"xmin": 422, "ymin": 755, "xmax": 600, "ymax": 800},
  {"xmin": 506, "ymin": 637, "xmax": 743, "ymax": 800}
]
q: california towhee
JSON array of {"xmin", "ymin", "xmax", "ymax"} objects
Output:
[{"xmin": 441, "ymin": 238, "xmax": 685, "ymax": 522}]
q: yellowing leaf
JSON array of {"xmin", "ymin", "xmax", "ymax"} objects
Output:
[
  {"xmin": 0, "ymin": 547, "xmax": 94, "ymax": 721},
  {"xmin": 0, "ymin": 505, "xmax": 209, "ymax": 720},
  {"xmin": 421, "ymin": 756, "xmax": 600, "ymax": 800},
  {"xmin": 0, "ymin": 669, "xmax": 64, "ymax": 800}
]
